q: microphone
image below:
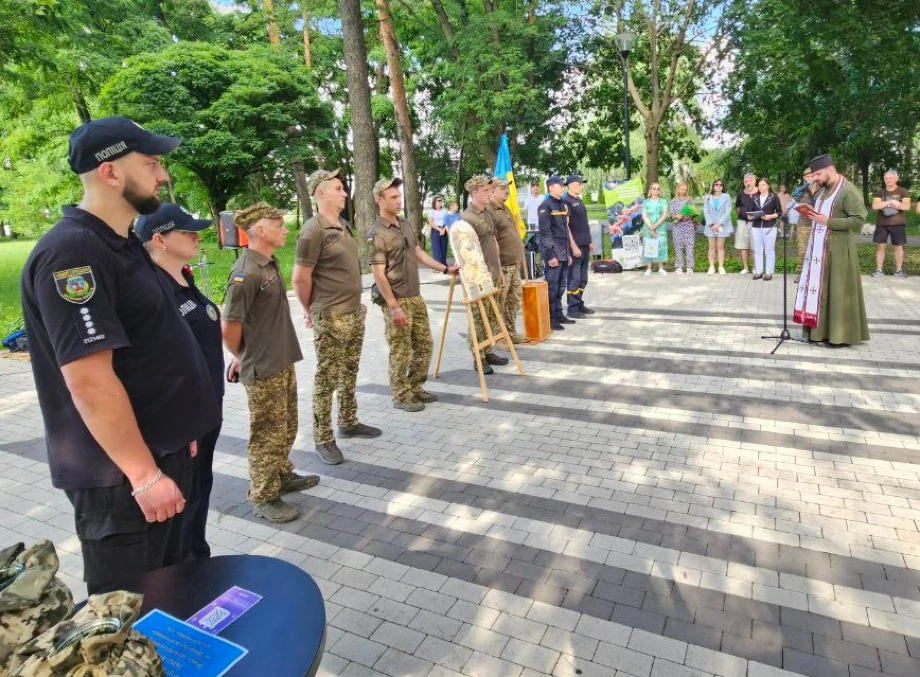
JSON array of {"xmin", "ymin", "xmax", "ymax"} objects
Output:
[{"xmin": 791, "ymin": 182, "xmax": 810, "ymax": 199}]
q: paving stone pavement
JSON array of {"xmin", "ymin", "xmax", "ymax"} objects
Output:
[{"xmin": 4, "ymin": 269, "xmax": 920, "ymax": 677}]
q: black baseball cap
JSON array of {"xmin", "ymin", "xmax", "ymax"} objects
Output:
[
  {"xmin": 565, "ymin": 174, "xmax": 585, "ymax": 185},
  {"xmin": 134, "ymin": 203, "xmax": 213, "ymax": 243},
  {"xmin": 546, "ymin": 175, "xmax": 565, "ymax": 187},
  {"xmin": 68, "ymin": 116, "xmax": 182, "ymax": 174}
]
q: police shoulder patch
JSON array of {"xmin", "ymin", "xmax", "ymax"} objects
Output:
[{"xmin": 53, "ymin": 266, "xmax": 96, "ymax": 304}]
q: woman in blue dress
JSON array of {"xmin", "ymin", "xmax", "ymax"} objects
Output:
[
  {"xmin": 703, "ymin": 179, "xmax": 733, "ymax": 274},
  {"xmin": 641, "ymin": 183, "xmax": 670, "ymax": 275}
]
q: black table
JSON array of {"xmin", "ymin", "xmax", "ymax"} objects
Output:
[{"xmin": 127, "ymin": 555, "xmax": 325, "ymax": 677}]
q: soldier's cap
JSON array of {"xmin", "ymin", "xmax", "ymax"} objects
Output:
[
  {"xmin": 546, "ymin": 175, "xmax": 565, "ymax": 188},
  {"xmin": 808, "ymin": 154, "xmax": 834, "ymax": 172},
  {"xmin": 464, "ymin": 175, "xmax": 491, "ymax": 192},
  {"xmin": 488, "ymin": 177, "xmax": 508, "ymax": 188},
  {"xmin": 68, "ymin": 116, "xmax": 181, "ymax": 174},
  {"xmin": 307, "ymin": 168, "xmax": 343, "ymax": 195},
  {"xmin": 233, "ymin": 201, "xmax": 289, "ymax": 230},
  {"xmin": 373, "ymin": 177, "xmax": 403, "ymax": 197},
  {"xmin": 134, "ymin": 203, "xmax": 212, "ymax": 243},
  {"xmin": 565, "ymin": 174, "xmax": 585, "ymax": 186}
]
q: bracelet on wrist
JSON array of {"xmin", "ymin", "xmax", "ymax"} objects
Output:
[{"xmin": 131, "ymin": 469, "xmax": 163, "ymax": 497}]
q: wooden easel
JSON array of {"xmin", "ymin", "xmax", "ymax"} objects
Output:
[{"xmin": 433, "ymin": 276, "xmax": 524, "ymax": 402}]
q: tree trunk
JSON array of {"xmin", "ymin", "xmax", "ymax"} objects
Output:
[
  {"xmin": 375, "ymin": 0, "xmax": 423, "ymax": 237},
  {"xmin": 338, "ymin": 0, "xmax": 379, "ymax": 259},
  {"xmin": 301, "ymin": 2, "xmax": 312, "ymax": 69},
  {"xmin": 264, "ymin": 0, "xmax": 281, "ymax": 46},
  {"xmin": 293, "ymin": 160, "xmax": 313, "ymax": 223},
  {"xmin": 71, "ymin": 87, "xmax": 91, "ymax": 123},
  {"xmin": 859, "ymin": 154, "xmax": 870, "ymax": 204},
  {"xmin": 645, "ymin": 123, "xmax": 660, "ymax": 186}
]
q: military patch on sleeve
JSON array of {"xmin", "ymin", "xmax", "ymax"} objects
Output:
[
  {"xmin": 232, "ymin": 274, "xmax": 245, "ymax": 284},
  {"xmin": 53, "ymin": 266, "xmax": 96, "ymax": 304}
]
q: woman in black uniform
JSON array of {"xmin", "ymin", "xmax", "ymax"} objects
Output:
[{"xmin": 136, "ymin": 203, "xmax": 223, "ymax": 560}]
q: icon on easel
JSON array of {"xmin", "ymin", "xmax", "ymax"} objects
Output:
[{"xmin": 449, "ymin": 220, "xmax": 495, "ymax": 301}]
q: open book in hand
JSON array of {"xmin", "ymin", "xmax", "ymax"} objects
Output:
[{"xmin": 794, "ymin": 204, "xmax": 818, "ymax": 219}]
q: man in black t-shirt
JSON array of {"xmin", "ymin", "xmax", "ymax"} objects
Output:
[
  {"xmin": 20, "ymin": 117, "xmax": 220, "ymax": 593},
  {"xmin": 871, "ymin": 169, "xmax": 912, "ymax": 278}
]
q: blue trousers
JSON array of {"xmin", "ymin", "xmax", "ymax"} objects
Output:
[
  {"xmin": 567, "ymin": 251, "xmax": 590, "ymax": 311},
  {"xmin": 544, "ymin": 257, "xmax": 569, "ymax": 321},
  {"xmin": 430, "ymin": 230, "xmax": 449, "ymax": 266}
]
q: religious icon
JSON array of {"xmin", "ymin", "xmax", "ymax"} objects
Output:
[{"xmin": 449, "ymin": 220, "xmax": 495, "ymax": 301}]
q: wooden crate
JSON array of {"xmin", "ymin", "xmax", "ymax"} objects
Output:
[{"xmin": 522, "ymin": 279, "xmax": 551, "ymax": 343}]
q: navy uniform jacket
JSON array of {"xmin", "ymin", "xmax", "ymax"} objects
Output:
[{"xmin": 537, "ymin": 196, "xmax": 570, "ymax": 263}]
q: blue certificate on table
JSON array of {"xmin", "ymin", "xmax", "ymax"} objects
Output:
[{"xmin": 135, "ymin": 609, "xmax": 248, "ymax": 677}]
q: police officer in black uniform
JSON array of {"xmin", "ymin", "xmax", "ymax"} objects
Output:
[
  {"xmin": 20, "ymin": 117, "xmax": 221, "ymax": 593},
  {"xmin": 563, "ymin": 174, "xmax": 596, "ymax": 318},
  {"xmin": 538, "ymin": 175, "xmax": 574, "ymax": 330},
  {"xmin": 135, "ymin": 203, "xmax": 224, "ymax": 560}
]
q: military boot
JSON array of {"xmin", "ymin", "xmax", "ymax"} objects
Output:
[
  {"xmin": 316, "ymin": 441, "xmax": 345, "ymax": 465},
  {"xmin": 253, "ymin": 499, "xmax": 300, "ymax": 523},
  {"xmin": 394, "ymin": 400, "xmax": 424, "ymax": 412},
  {"xmin": 485, "ymin": 353, "xmax": 509, "ymax": 366},
  {"xmin": 281, "ymin": 472, "xmax": 319, "ymax": 494},
  {"xmin": 414, "ymin": 390, "xmax": 439, "ymax": 403},
  {"xmin": 338, "ymin": 422, "xmax": 383, "ymax": 438}
]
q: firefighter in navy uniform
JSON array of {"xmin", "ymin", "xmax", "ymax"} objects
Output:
[
  {"xmin": 538, "ymin": 176, "xmax": 574, "ymax": 330},
  {"xmin": 562, "ymin": 174, "xmax": 596, "ymax": 318}
]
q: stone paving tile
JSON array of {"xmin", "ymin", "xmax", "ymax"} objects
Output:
[{"xmin": 8, "ymin": 273, "xmax": 920, "ymax": 676}]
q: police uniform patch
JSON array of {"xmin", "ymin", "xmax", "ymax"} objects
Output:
[
  {"xmin": 206, "ymin": 305, "xmax": 218, "ymax": 321},
  {"xmin": 53, "ymin": 266, "xmax": 96, "ymax": 304}
]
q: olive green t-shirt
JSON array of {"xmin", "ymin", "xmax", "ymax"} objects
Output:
[
  {"xmin": 489, "ymin": 203, "xmax": 525, "ymax": 267},
  {"xmin": 461, "ymin": 204, "xmax": 501, "ymax": 281},
  {"xmin": 874, "ymin": 186, "xmax": 910, "ymax": 226},
  {"xmin": 369, "ymin": 215, "xmax": 421, "ymax": 299},
  {"xmin": 296, "ymin": 214, "xmax": 362, "ymax": 319},
  {"xmin": 222, "ymin": 249, "xmax": 302, "ymax": 385}
]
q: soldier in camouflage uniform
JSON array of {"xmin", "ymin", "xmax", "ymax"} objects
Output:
[
  {"xmin": 293, "ymin": 170, "xmax": 382, "ymax": 465},
  {"xmin": 487, "ymin": 177, "xmax": 527, "ymax": 344},
  {"xmin": 0, "ymin": 541, "xmax": 74, "ymax": 673},
  {"xmin": 369, "ymin": 178, "xmax": 459, "ymax": 411},
  {"xmin": 9, "ymin": 591, "xmax": 162, "ymax": 676},
  {"xmin": 461, "ymin": 175, "xmax": 508, "ymax": 374},
  {"xmin": 222, "ymin": 202, "xmax": 319, "ymax": 524}
]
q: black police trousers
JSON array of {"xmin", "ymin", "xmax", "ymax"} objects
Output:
[
  {"xmin": 65, "ymin": 447, "xmax": 193, "ymax": 595},
  {"xmin": 182, "ymin": 421, "xmax": 222, "ymax": 561},
  {"xmin": 567, "ymin": 249, "xmax": 591, "ymax": 312},
  {"xmin": 543, "ymin": 256, "xmax": 569, "ymax": 321}
]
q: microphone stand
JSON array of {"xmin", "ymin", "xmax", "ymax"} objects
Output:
[{"xmin": 761, "ymin": 198, "xmax": 811, "ymax": 355}]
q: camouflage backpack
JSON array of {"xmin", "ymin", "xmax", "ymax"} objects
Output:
[
  {"xmin": 9, "ymin": 591, "xmax": 164, "ymax": 676},
  {"xmin": 0, "ymin": 541, "xmax": 74, "ymax": 672}
]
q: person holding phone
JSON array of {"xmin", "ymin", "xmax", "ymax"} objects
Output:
[{"xmin": 749, "ymin": 177, "xmax": 781, "ymax": 280}]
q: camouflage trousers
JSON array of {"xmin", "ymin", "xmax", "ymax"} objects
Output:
[
  {"xmin": 382, "ymin": 295, "xmax": 433, "ymax": 403},
  {"xmin": 499, "ymin": 264, "xmax": 522, "ymax": 335},
  {"xmin": 313, "ymin": 305, "xmax": 366, "ymax": 443},
  {"xmin": 244, "ymin": 365, "xmax": 297, "ymax": 503},
  {"xmin": 468, "ymin": 278, "xmax": 501, "ymax": 357}
]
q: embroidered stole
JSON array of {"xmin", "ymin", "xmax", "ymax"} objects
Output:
[{"xmin": 793, "ymin": 177, "xmax": 846, "ymax": 328}]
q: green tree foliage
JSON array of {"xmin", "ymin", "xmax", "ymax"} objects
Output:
[
  {"xmin": 100, "ymin": 42, "xmax": 335, "ymax": 215},
  {"xmin": 722, "ymin": 0, "xmax": 920, "ymax": 196}
]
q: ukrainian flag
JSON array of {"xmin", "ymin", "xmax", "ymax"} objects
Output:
[{"xmin": 494, "ymin": 134, "xmax": 527, "ymax": 239}]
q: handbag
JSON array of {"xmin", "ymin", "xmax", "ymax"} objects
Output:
[
  {"xmin": 592, "ymin": 259, "xmax": 622, "ymax": 274},
  {"xmin": 643, "ymin": 236, "xmax": 659, "ymax": 258},
  {"xmin": 0, "ymin": 541, "xmax": 74, "ymax": 672},
  {"xmin": 9, "ymin": 591, "xmax": 164, "ymax": 676}
]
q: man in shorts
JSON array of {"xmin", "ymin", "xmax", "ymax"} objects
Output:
[
  {"xmin": 871, "ymin": 169, "xmax": 911, "ymax": 278},
  {"xmin": 734, "ymin": 172, "xmax": 757, "ymax": 274}
]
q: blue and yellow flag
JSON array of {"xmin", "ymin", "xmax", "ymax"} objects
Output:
[{"xmin": 494, "ymin": 134, "xmax": 527, "ymax": 239}]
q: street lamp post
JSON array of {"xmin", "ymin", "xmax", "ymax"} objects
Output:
[{"xmin": 614, "ymin": 30, "xmax": 636, "ymax": 179}]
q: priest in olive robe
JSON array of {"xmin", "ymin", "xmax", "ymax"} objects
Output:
[{"xmin": 793, "ymin": 154, "xmax": 869, "ymax": 347}]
